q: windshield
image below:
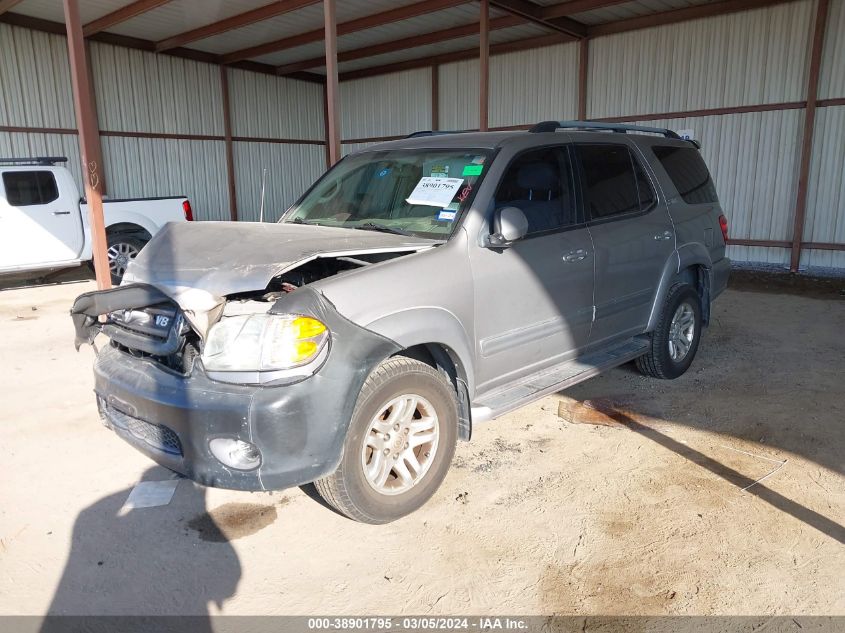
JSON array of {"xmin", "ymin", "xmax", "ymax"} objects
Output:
[{"xmin": 282, "ymin": 149, "xmax": 492, "ymax": 239}]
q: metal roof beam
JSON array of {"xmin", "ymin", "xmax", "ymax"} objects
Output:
[
  {"xmin": 221, "ymin": 0, "xmax": 471, "ymax": 64},
  {"xmin": 82, "ymin": 0, "xmax": 173, "ymax": 37},
  {"xmin": 489, "ymin": 0, "xmax": 587, "ymax": 38},
  {"xmin": 588, "ymin": 0, "xmax": 798, "ymax": 37},
  {"xmin": 155, "ymin": 0, "xmax": 320, "ymax": 52},
  {"xmin": 275, "ymin": 15, "xmax": 525, "ymax": 75}
]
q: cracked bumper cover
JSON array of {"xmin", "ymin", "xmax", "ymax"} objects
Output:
[{"xmin": 79, "ymin": 286, "xmax": 401, "ymax": 491}]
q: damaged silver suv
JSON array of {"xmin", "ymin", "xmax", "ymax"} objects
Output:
[{"xmin": 72, "ymin": 121, "xmax": 730, "ymax": 523}]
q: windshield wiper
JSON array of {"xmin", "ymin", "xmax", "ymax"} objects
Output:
[
  {"xmin": 354, "ymin": 222, "xmax": 412, "ymax": 236},
  {"xmin": 290, "ymin": 217, "xmax": 319, "ymax": 225}
]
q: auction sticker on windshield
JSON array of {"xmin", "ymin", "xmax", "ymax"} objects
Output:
[{"xmin": 406, "ymin": 177, "xmax": 464, "ymax": 207}]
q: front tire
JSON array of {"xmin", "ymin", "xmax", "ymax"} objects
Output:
[
  {"xmin": 636, "ymin": 282, "xmax": 703, "ymax": 379},
  {"xmin": 314, "ymin": 356, "xmax": 458, "ymax": 524}
]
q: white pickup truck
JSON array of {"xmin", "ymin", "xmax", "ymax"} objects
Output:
[{"xmin": 0, "ymin": 157, "xmax": 192, "ymax": 283}]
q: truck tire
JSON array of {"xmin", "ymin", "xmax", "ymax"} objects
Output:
[
  {"xmin": 314, "ymin": 356, "xmax": 458, "ymax": 523},
  {"xmin": 636, "ymin": 282, "xmax": 703, "ymax": 380},
  {"xmin": 106, "ymin": 233, "xmax": 147, "ymax": 284}
]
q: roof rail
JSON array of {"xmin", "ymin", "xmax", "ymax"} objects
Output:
[
  {"xmin": 529, "ymin": 120, "xmax": 683, "ymax": 140},
  {"xmin": 405, "ymin": 130, "xmax": 471, "ymax": 138},
  {"xmin": 0, "ymin": 156, "xmax": 69, "ymax": 166}
]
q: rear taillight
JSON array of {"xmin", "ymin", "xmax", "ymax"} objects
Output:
[
  {"xmin": 718, "ymin": 214, "xmax": 729, "ymax": 242},
  {"xmin": 182, "ymin": 199, "xmax": 193, "ymax": 221}
]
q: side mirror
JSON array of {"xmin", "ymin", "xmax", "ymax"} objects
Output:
[{"xmin": 487, "ymin": 206, "xmax": 528, "ymax": 247}]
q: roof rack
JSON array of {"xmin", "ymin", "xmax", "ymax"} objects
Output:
[
  {"xmin": 0, "ymin": 156, "xmax": 69, "ymax": 166},
  {"xmin": 529, "ymin": 120, "xmax": 683, "ymax": 140},
  {"xmin": 405, "ymin": 130, "xmax": 471, "ymax": 138}
]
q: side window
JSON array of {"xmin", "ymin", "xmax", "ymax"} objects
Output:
[
  {"xmin": 494, "ymin": 146, "xmax": 577, "ymax": 236},
  {"xmin": 2, "ymin": 171, "xmax": 59, "ymax": 206},
  {"xmin": 577, "ymin": 144, "xmax": 648, "ymax": 221},
  {"xmin": 653, "ymin": 145, "xmax": 719, "ymax": 204}
]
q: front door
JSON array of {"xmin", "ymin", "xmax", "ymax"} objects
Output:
[
  {"xmin": 469, "ymin": 145, "xmax": 595, "ymax": 394},
  {"xmin": 0, "ymin": 169, "xmax": 83, "ymax": 269},
  {"xmin": 575, "ymin": 143, "xmax": 675, "ymax": 346}
]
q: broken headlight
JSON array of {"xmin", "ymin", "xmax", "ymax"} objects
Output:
[{"xmin": 202, "ymin": 314, "xmax": 328, "ymax": 373}]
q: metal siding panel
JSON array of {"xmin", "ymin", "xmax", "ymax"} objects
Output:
[
  {"xmin": 342, "ymin": 141, "xmax": 380, "ymax": 156},
  {"xmin": 100, "ymin": 136, "xmax": 230, "ymax": 221},
  {"xmin": 232, "ymin": 142, "xmax": 325, "ymax": 222},
  {"xmin": 0, "ymin": 131, "xmax": 83, "ymax": 188},
  {"xmin": 227, "ymin": 69, "xmax": 324, "ymax": 140},
  {"xmin": 90, "ymin": 41, "xmax": 224, "ymax": 136},
  {"xmin": 801, "ymin": 105, "xmax": 845, "ymax": 269},
  {"xmin": 820, "ymin": 0, "xmax": 845, "ymax": 99},
  {"xmin": 490, "ymin": 42, "xmax": 579, "ymax": 127},
  {"xmin": 340, "ymin": 68, "xmax": 432, "ymax": 139},
  {"xmin": 627, "ymin": 110, "xmax": 803, "ymax": 266},
  {"xmin": 588, "ymin": 1, "xmax": 814, "ymax": 119},
  {"xmin": 0, "ymin": 24, "xmax": 76, "ymax": 128},
  {"xmin": 439, "ymin": 58, "xmax": 480, "ymax": 130}
]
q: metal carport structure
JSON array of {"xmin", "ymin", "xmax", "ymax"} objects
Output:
[{"xmin": 0, "ymin": 0, "xmax": 843, "ymax": 288}]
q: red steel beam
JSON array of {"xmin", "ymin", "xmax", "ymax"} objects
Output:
[
  {"xmin": 790, "ymin": 0, "xmax": 830, "ymax": 272},
  {"xmin": 578, "ymin": 37, "xmax": 588, "ymax": 119},
  {"xmin": 64, "ymin": 0, "xmax": 111, "ymax": 289},
  {"xmin": 489, "ymin": 0, "xmax": 587, "ymax": 38},
  {"xmin": 324, "ymin": 0, "xmax": 341, "ymax": 166},
  {"xmin": 276, "ymin": 15, "xmax": 523, "ymax": 75},
  {"xmin": 155, "ymin": 0, "xmax": 320, "ymax": 52},
  {"xmin": 219, "ymin": 66, "xmax": 238, "ymax": 221},
  {"xmin": 540, "ymin": 0, "xmax": 632, "ymax": 19},
  {"xmin": 480, "ymin": 0, "xmax": 490, "ymax": 131},
  {"xmin": 222, "ymin": 0, "xmax": 470, "ymax": 64},
  {"xmin": 83, "ymin": 0, "xmax": 173, "ymax": 37}
]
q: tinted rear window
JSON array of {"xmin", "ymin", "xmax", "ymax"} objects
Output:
[
  {"xmin": 578, "ymin": 144, "xmax": 652, "ymax": 220},
  {"xmin": 653, "ymin": 146, "xmax": 718, "ymax": 205},
  {"xmin": 2, "ymin": 170, "xmax": 59, "ymax": 206}
]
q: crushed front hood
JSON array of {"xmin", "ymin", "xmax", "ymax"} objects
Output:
[{"xmin": 124, "ymin": 221, "xmax": 435, "ymax": 310}]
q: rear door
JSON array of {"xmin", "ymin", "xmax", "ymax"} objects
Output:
[
  {"xmin": 0, "ymin": 168, "xmax": 83, "ymax": 269},
  {"xmin": 575, "ymin": 143, "xmax": 674, "ymax": 346},
  {"xmin": 470, "ymin": 145, "xmax": 595, "ymax": 393}
]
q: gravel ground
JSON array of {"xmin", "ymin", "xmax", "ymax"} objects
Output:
[{"xmin": 0, "ymin": 277, "xmax": 843, "ymax": 617}]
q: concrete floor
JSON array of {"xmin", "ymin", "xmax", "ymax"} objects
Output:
[{"xmin": 0, "ymin": 277, "xmax": 843, "ymax": 616}]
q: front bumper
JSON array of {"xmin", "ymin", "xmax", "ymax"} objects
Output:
[{"xmin": 83, "ymin": 286, "xmax": 401, "ymax": 491}]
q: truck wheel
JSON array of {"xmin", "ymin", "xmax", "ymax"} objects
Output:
[
  {"xmin": 636, "ymin": 282, "xmax": 702, "ymax": 380},
  {"xmin": 314, "ymin": 356, "xmax": 458, "ymax": 524},
  {"xmin": 106, "ymin": 234, "xmax": 146, "ymax": 284}
]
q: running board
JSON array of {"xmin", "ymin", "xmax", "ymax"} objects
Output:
[{"xmin": 471, "ymin": 337, "xmax": 649, "ymax": 423}]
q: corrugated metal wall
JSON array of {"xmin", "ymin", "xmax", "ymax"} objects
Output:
[
  {"xmin": 819, "ymin": 0, "xmax": 845, "ymax": 100},
  {"xmin": 588, "ymin": 0, "xmax": 814, "ymax": 118},
  {"xmin": 227, "ymin": 68, "xmax": 326, "ymax": 222},
  {"xmin": 340, "ymin": 69, "xmax": 432, "ymax": 139}
]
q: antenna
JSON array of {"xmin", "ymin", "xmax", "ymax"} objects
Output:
[{"xmin": 258, "ymin": 168, "xmax": 267, "ymax": 222}]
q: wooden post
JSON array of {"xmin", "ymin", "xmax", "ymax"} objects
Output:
[
  {"xmin": 431, "ymin": 64, "xmax": 439, "ymax": 131},
  {"xmin": 63, "ymin": 0, "xmax": 110, "ymax": 289},
  {"xmin": 790, "ymin": 0, "xmax": 830, "ymax": 272},
  {"xmin": 578, "ymin": 37, "xmax": 589, "ymax": 120},
  {"xmin": 219, "ymin": 66, "xmax": 238, "ymax": 221},
  {"xmin": 479, "ymin": 0, "xmax": 489, "ymax": 131},
  {"xmin": 323, "ymin": 0, "xmax": 341, "ymax": 165}
]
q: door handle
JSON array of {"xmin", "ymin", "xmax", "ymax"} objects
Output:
[
  {"xmin": 654, "ymin": 230, "xmax": 673, "ymax": 241},
  {"xmin": 563, "ymin": 249, "xmax": 589, "ymax": 263},
  {"xmin": 52, "ymin": 211, "xmax": 72, "ymax": 215}
]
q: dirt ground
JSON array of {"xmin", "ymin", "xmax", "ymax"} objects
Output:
[{"xmin": 0, "ymin": 274, "xmax": 843, "ymax": 617}]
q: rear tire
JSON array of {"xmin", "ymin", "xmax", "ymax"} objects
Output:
[
  {"xmin": 106, "ymin": 233, "xmax": 147, "ymax": 284},
  {"xmin": 314, "ymin": 356, "xmax": 458, "ymax": 524},
  {"xmin": 636, "ymin": 282, "xmax": 702, "ymax": 380}
]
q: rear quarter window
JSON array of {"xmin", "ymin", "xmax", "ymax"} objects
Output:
[
  {"xmin": 653, "ymin": 146, "xmax": 719, "ymax": 205},
  {"xmin": 2, "ymin": 171, "xmax": 59, "ymax": 206}
]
